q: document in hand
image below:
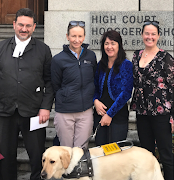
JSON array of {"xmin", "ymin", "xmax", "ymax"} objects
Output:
[{"xmin": 30, "ymin": 116, "xmax": 49, "ymax": 131}]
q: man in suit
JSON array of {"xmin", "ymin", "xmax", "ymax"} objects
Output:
[{"xmin": 0, "ymin": 8, "xmax": 54, "ymax": 180}]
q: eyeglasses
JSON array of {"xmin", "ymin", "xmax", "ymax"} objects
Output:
[
  {"xmin": 69, "ymin": 21, "xmax": 85, "ymax": 27},
  {"xmin": 144, "ymin": 21, "xmax": 159, "ymax": 27}
]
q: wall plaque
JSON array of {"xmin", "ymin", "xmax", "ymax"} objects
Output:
[{"xmin": 90, "ymin": 11, "xmax": 174, "ymax": 50}]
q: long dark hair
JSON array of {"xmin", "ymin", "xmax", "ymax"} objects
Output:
[{"xmin": 99, "ymin": 30, "xmax": 126, "ymax": 74}]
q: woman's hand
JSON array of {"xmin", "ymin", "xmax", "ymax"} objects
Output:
[
  {"xmin": 100, "ymin": 114, "xmax": 112, "ymax": 126},
  {"xmin": 94, "ymin": 99, "xmax": 107, "ymax": 116}
]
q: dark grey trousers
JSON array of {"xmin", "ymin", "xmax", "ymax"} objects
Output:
[
  {"xmin": 137, "ymin": 114, "xmax": 174, "ymax": 180},
  {"xmin": 0, "ymin": 110, "xmax": 46, "ymax": 180}
]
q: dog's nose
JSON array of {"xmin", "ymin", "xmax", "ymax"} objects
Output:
[{"xmin": 40, "ymin": 170, "xmax": 47, "ymax": 179}]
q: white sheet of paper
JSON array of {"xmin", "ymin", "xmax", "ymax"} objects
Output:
[{"xmin": 30, "ymin": 116, "xmax": 49, "ymax": 131}]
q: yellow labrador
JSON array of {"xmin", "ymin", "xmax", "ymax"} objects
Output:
[{"xmin": 41, "ymin": 145, "xmax": 164, "ymax": 180}]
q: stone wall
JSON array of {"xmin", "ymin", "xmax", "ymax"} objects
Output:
[
  {"xmin": 44, "ymin": 0, "xmax": 174, "ymax": 131},
  {"xmin": 44, "ymin": 0, "xmax": 173, "ymax": 59},
  {"xmin": 44, "ymin": 0, "xmax": 138, "ymax": 58}
]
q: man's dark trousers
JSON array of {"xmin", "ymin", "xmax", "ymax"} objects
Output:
[{"xmin": 0, "ymin": 109, "xmax": 46, "ymax": 180}]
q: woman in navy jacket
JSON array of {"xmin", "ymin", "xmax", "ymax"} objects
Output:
[
  {"xmin": 51, "ymin": 21, "xmax": 97, "ymax": 148},
  {"xmin": 93, "ymin": 30, "xmax": 133, "ymax": 146}
]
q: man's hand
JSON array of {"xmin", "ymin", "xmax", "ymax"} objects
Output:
[{"xmin": 38, "ymin": 109, "xmax": 50, "ymax": 124}]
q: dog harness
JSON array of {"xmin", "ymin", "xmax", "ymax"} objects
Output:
[
  {"xmin": 62, "ymin": 148, "xmax": 94, "ymax": 179},
  {"xmin": 62, "ymin": 123, "xmax": 133, "ymax": 179}
]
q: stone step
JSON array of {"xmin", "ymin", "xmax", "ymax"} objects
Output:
[
  {"xmin": 18, "ymin": 110, "xmax": 56, "ymax": 148},
  {"xmin": 17, "ymin": 171, "xmax": 62, "ymax": 180},
  {"xmin": 17, "ymin": 148, "xmax": 30, "ymax": 172},
  {"xmin": 17, "ymin": 140, "xmax": 96, "ymax": 172},
  {"xmin": 0, "ymin": 25, "xmax": 44, "ymax": 32},
  {"xmin": 18, "ymin": 172, "xmax": 31, "ymax": 180},
  {"xmin": 0, "ymin": 24, "xmax": 44, "ymax": 42},
  {"xmin": 17, "ymin": 109, "xmax": 139, "ymax": 176},
  {"xmin": 18, "ymin": 110, "xmax": 138, "ymax": 148},
  {"xmin": 128, "ymin": 111, "xmax": 137, "ymax": 130},
  {"xmin": 18, "ymin": 127, "xmax": 57, "ymax": 148},
  {"xmin": 49, "ymin": 110, "xmax": 137, "ymax": 128},
  {"xmin": 17, "ymin": 129, "xmax": 139, "ymax": 172}
]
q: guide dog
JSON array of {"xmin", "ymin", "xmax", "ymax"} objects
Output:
[{"xmin": 41, "ymin": 145, "xmax": 164, "ymax": 180}]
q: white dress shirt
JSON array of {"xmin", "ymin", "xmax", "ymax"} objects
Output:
[{"xmin": 13, "ymin": 35, "xmax": 31, "ymax": 58}]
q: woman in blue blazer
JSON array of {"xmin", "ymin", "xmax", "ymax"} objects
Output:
[{"xmin": 93, "ymin": 30, "xmax": 133, "ymax": 146}]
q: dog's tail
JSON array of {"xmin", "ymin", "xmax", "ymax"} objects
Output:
[{"xmin": 153, "ymin": 159, "xmax": 164, "ymax": 180}]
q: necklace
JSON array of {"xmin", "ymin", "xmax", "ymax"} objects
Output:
[
  {"xmin": 143, "ymin": 49, "xmax": 158, "ymax": 58},
  {"xmin": 142, "ymin": 50, "xmax": 155, "ymax": 65},
  {"xmin": 144, "ymin": 52, "xmax": 148, "ymax": 58}
]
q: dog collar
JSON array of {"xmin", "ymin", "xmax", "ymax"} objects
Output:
[{"xmin": 62, "ymin": 147, "xmax": 94, "ymax": 179}]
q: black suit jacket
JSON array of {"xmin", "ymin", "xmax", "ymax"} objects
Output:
[{"xmin": 0, "ymin": 37, "xmax": 54, "ymax": 117}]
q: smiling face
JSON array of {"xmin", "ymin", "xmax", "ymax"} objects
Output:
[
  {"xmin": 141, "ymin": 24, "xmax": 160, "ymax": 48},
  {"xmin": 104, "ymin": 37, "xmax": 119, "ymax": 60},
  {"xmin": 66, "ymin": 26, "xmax": 85, "ymax": 52},
  {"xmin": 13, "ymin": 15, "xmax": 36, "ymax": 41}
]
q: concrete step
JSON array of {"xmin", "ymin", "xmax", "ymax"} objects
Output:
[
  {"xmin": 17, "ymin": 111, "xmax": 56, "ymax": 173},
  {"xmin": 17, "ymin": 130, "xmax": 139, "ymax": 171},
  {"xmin": 17, "ymin": 171, "xmax": 62, "ymax": 180},
  {"xmin": 18, "ymin": 111, "xmax": 138, "ymax": 148},
  {"xmin": 17, "ymin": 148, "xmax": 30, "ymax": 172},
  {"xmin": 17, "ymin": 132, "xmax": 138, "ymax": 172},
  {"xmin": 18, "ymin": 127, "xmax": 57, "ymax": 148},
  {"xmin": 128, "ymin": 111, "xmax": 137, "ymax": 130},
  {"xmin": 0, "ymin": 24, "xmax": 44, "ymax": 42},
  {"xmin": 17, "ymin": 109, "xmax": 139, "ymax": 177},
  {"xmin": 18, "ymin": 172, "xmax": 30, "ymax": 180}
]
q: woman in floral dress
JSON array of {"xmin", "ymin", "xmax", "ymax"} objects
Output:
[{"xmin": 131, "ymin": 20, "xmax": 174, "ymax": 180}]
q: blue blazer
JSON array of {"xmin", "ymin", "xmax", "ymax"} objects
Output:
[{"xmin": 93, "ymin": 59, "xmax": 133, "ymax": 118}]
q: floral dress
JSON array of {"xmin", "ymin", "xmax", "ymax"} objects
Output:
[{"xmin": 131, "ymin": 49, "xmax": 174, "ymax": 122}]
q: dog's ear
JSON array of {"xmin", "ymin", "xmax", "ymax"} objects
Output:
[{"xmin": 60, "ymin": 149, "xmax": 71, "ymax": 169}]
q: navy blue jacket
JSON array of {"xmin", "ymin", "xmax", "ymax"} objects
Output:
[
  {"xmin": 93, "ymin": 59, "xmax": 133, "ymax": 118},
  {"xmin": 51, "ymin": 44, "xmax": 97, "ymax": 113}
]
